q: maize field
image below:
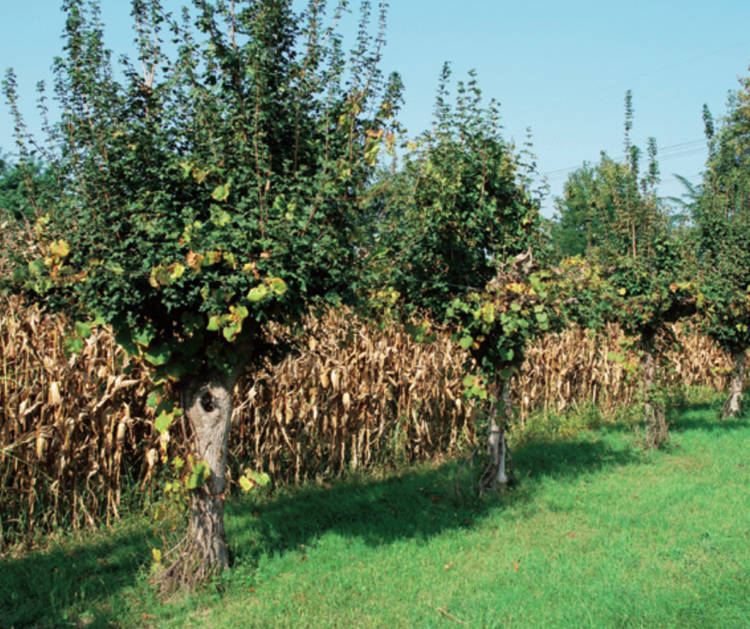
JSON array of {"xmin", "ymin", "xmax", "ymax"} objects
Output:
[{"xmin": 0, "ymin": 295, "xmax": 735, "ymax": 548}]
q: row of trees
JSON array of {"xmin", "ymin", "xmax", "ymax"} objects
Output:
[
  {"xmin": 552, "ymin": 88, "xmax": 750, "ymax": 423},
  {"xmin": 2, "ymin": 0, "xmax": 749, "ymax": 584}
]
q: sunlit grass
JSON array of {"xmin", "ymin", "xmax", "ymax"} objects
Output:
[{"xmin": 3, "ymin": 395, "xmax": 750, "ymax": 629}]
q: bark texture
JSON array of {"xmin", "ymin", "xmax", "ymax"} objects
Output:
[
  {"xmin": 641, "ymin": 341, "xmax": 668, "ymax": 449},
  {"xmin": 480, "ymin": 379, "xmax": 514, "ymax": 493},
  {"xmin": 177, "ymin": 370, "xmax": 238, "ymax": 578},
  {"xmin": 723, "ymin": 348, "xmax": 745, "ymax": 419}
]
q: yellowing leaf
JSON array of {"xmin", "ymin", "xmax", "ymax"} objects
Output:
[
  {"xmin": 248, "ymin": 285, "xmax": 269, "ymax": 302},
  {"xmin": 152, "ymin": 548, "xmax": 162, "ymax": 563},
  {"xmin": 194, "ymin": 167, "xmax": 211, "ymax": 184},
  {"xmin": 149, "ymin": 266, "xmax": 171, "ymax": 288},
  {"xmin": 170, "ymin": 263, "xmax": 185, "ymax": 280},
  {"xmin": 267, "ymin": 277, "xmax": 287, "ymax": 295},
  {"xmin": 187, "ymin": 251, "xmax": 205, "ymax": 272},
  {"xmin": 244, "ymin": 469, "xmax": 270, "ymax": 487},
  {"xmin": 206, "ymin": 251, "xmax": 222, "ymax": 266},
  {"xmin": 50, "ymin": 240, "xmax": 71, "ymax": 258},
  {"xmin": 211, "ymin": 182, "xmax": 231, "ymax": 202},
  {"xmin": 239, "ymin": 476, "xmax": 254, "ymax": 491}
]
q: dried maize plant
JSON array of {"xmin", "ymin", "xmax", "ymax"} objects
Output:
[
  {"xmin": 662, "ymin": 325, "xmax": 731, "ymax": 391},
  {"xmin": 230, "ymin": 308, "xmax": 479, "ymax": 485},
  {"xmin": 516, "ymin": 322, "xmax": 732, "ymax": 419},
  {"xmin": 0, "ymin": 296, "xmax": 737, "ymax": 547},
  {"xmin": 0, "ymin": 295, "xmax": 157, "ymax": 548}
]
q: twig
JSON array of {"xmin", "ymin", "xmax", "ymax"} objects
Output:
[{"xmin": 437, "ymin": 607, "xmax": 468, "ymax": 626}]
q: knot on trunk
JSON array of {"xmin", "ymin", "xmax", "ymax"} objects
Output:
[{"xmin": 200, "ymin": 391, "xmax": 215, "ymax": 413}]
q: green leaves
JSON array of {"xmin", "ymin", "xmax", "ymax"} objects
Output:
[
  {"xmin": 207, "ymin": 304, "xmax": 249, "ymax": 343},
  {"xmin": 154, "ymin": 410, "xmax": 174, "ymax": 435},
  {"xmin": 63, "ymin": 336, "xmax": 84, "ymax": 356},
  {"xmin": 239, "ymin": 469, "xmax": 270, "ymax": 492},
  {"xmin": 247, "ymin": 277, "xmax": 286, "ymax": 303},
  {"xmin": 247, "ymin": 285, "xmax": 268, "ymax": 302},
  {"xmin": 211, "ymin": 182, "xmax": 231, "ymax": 202},
  {"xmin": 694, "ymin": 88, "xmax": 750, "ymax": 355},
  {"xmin": 461, "ymin": 374, "xmax": 487, "ymax": 400},
  {"xmin": 186, "ymin": 460, "xmax": 210, "ymax": 490},
  {"xmin": 74, "ymin": 321, "xmax": 94, "ymax": 339},
  {"xmin": 207, "ymin": 315, "xmax": 221, "ymax": 331},
  {"xmin": 144, "ymin": 344, "xmax": 172, "ymax": 367}
]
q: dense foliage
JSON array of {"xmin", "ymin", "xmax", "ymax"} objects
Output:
[
  {"xmin": 2, "ymin": 0, "xmax": 402, "ymax": 578},
  {"xmin": 370, "ymin": 67, "xmax": 553, "ymax": 490},
  {"xmin": 550, "ymin": 158, "xmax": 617, "ymax": 260},
  {"xmin": 560, "ymin": 93, "xmax": 694, "ymax": 447},
  {"xmin": 376, "ymin": 67, "xmax": 537, "ymax": 320},
  {"xmin": 4, "ymin": 0, "xmax": 401, "ymax": 381},
  {"xmin": 693, "ymin": 79, "xmax": 750, "ymax": 416}
]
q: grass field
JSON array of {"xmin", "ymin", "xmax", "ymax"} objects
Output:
[{"xmin": 3, "ymin": 393, "xmax": 750, "ymax": 628}]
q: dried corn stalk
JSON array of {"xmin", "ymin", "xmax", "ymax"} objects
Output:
[{"xmin": 0, "ymin": 296, "xmax": 735, "ymax": 548}]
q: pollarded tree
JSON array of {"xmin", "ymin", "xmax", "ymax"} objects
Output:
[
  {"xmin": 2, "ymin": 0, "xmax": 402, "ymax": 580},
  {"xmin": 565, "ymin": 92, "xmax": 694, "ymax": 448},
  {"xmin": 694, "ymin": 79, "xmax": 750, "ymax": 418},
  {"xmin": 375, "ymin": 66, "xmax": 549, "ymax": 492}
]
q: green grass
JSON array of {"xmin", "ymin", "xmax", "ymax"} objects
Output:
[{"xmin": 3, "ymin": 395, "xmax": 750, "ymax": 628}]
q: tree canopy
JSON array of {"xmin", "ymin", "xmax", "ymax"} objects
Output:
[
  {"xmin": 2, "ymin": 0, "xmax": 403, "ymax": 579},
  {"xmin": 693, "ymin": 73, "xmax": 750, "ymax": 416}
]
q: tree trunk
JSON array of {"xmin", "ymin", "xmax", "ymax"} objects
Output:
[
  {"xmin": 723, "ymin": 348, "xmax": 745, "ymax": 419},
  {"xmin": 641, "ymin": 335, "xmax": 668, "ymax": 449},
  {"xmin": 177, "ymin": 370, "xmax": 238, "ymax": 579},
  {"xmin": 481, "ymin": 379, "xmax": 514, "ymax": 493}
]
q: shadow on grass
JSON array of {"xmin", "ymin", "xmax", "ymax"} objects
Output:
[
  {"xmin": 0, "ymin": 523, "xmax": 155, "ymax": 629},
  {"xmin": 3, "ymin": 399, "xmax": 740, "ymax": 626},
  {"xmin": 667, "ymin": 401, "xmax": 749, "ymax": 434},
  {"xmin": 227, "ymin": 432, "xmax": 642, "ymax": 567},
  {"xmin": 228, "ymin": 397, "xmax": 747, "ymax": 567}
]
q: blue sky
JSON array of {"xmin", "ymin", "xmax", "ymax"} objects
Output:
[{"xmin": 2, "ymin": 0, "xmax": 750, "ymax": 216}]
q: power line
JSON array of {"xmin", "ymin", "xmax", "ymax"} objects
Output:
[
  {"xmin": 541, "ymin": 138, "xmax": 708, "ymax": 182},
  {"xmin": 504, "ymin": 38, "xmax": 750, "ymax": 120}
]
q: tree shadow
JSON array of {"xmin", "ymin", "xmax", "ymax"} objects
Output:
[
  {"xmin": 0, "ymin": 524, "xmax": 155, "ymax": 629},
  {"xmin": 226, "ymin": 433, "xmax": 642, "ymax": 567},
  {"xmin": 668, "ymin": 408, "xmax": 748, "ymax": 434},
  {"xmin": 4, "ymin": 398, "xmax": 739, "ymax": 626}
]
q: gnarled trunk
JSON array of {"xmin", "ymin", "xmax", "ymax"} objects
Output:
[
  {"xmin": 723, "ymin": 348, "xmax": 745, "ymax": 419},
  {"xmin": 177, "ymin": 370, "xmax": 238, "ymax": 578},
  {"xmin": 641, "ymin": 334, "xmax": 668, "ymax": 449},
  {"xmin": 480, "ymin": 379, "xmax": 515, "ymax": 493}
]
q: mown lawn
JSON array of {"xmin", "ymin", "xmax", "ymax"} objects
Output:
[{"xmin": 3, "ymin": 398, "xmax": 750, "ymax": 628}]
